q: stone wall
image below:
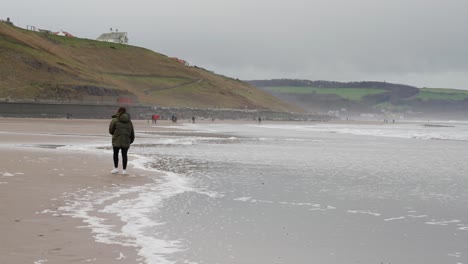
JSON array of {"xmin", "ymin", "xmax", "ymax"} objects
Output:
[
  {"xmin": 149, "ymin": 107, "xmax": 332, "ymax": 121},
  {"xmin": 0, "ymin": 102, "xmax": 333, "ymax": 121}
]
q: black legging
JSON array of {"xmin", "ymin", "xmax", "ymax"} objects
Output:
[{"xmin": 113, "ymin": 147, "xmax": 129, "ymax": 169}]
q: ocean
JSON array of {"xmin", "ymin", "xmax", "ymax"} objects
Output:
[{"xmin": 60, "ymin": 121, "xmax": 468, "ymax": 264}]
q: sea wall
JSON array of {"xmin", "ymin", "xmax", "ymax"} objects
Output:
[{"xmin": 0, "ymin": 102, "xmax": 333, "ymax": 121}]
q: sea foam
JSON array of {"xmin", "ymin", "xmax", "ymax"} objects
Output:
[{"xmin": 55, "ymin": 145, "xmax": 218, "ymax": 264}]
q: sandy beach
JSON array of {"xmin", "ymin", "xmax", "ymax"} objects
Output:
[
  {"xmin": 2, "ymin": 117, "xmax": 454, "ymax": 264},
  {"xmin": 0, "ymin": 118, "xmax": 160, "ymax": 264},
  {"xmin": 0, "ymin": 117, "xmax": 323, "ymax": 264}
]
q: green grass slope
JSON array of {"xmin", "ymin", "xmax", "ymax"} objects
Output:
[
  {"xmin": 262, "ymin": 86, "xmax": 468, "ymax": 103},
  {"xmin": 263, "ymin": 86, "xmax": 387, "ymax": 101},
  {"xmin": 250, "ymin": 79, "xmax": 468, "ymax": 115},
  {"xmin": 0, "ymin": 23, "xmax": 298, "ymax": 111},
  {"xmin": 416, "ymin": 88, "xmax": 468, "ymax": 101}
]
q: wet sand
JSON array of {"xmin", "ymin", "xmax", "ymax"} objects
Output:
[
  {"xmin": 0, "ymin": 117, "xmax": 295, "ymax": 263},
  {"xmin": 0, "ymin": 117, "xmax": 391, "ymax": 264},
  {"xmin": 0, "ymin": 118, "xmax": 160, "ymax": 264}
]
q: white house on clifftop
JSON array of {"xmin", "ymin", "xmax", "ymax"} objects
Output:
[{"xmin": 96, "ymin": 32, "xmax": 128, "ymax": 44}]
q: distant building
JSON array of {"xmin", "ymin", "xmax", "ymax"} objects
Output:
[
  {"xmin": 170, "ymin": 57, "xmax": 189, "ymax": 66},
  {"xmin": 54, "ymin": 30, "xmax": 75, "ymax": 37},
  {"xmin": 0, "ymin": 17, "xmax": 13, "ymax": 25},
  {"xmin": 96, "ymin": 32, "xmax": 128, "ymax": 44},
  {"xmin": 38, "ymin": 28, "xmax": 53, "ymax": 34},
  {"xmin": 26, "ymin": 25, "xmax": 37, "ymax": 31}
]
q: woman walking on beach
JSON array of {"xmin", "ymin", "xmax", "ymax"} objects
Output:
[{"xmin": 109, "ymin": 107, "xmax": 135, "ymax": 174}]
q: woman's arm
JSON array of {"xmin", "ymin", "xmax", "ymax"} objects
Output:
[
  {"xmin": 130, "ymin": 122, "xmax": 135, "ymax": 144},
  {"xmin": 109, "ymin": 119, "xmax": 116, "ymax": 135}
]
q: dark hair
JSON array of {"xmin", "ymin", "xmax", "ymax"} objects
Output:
[{"xmin": 117, "ymin": 107, "xmax": 126, "ymax": 115}]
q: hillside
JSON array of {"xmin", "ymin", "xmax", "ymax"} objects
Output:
[
  {"xmin": 248, "ymin": 79, "xmax": 468, "ymax": 118},
  {"xmin": 0, "ymin": 23, "xmax": 298, "ymax": 112}
]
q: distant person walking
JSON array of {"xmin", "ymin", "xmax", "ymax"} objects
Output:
[
  {"xmin": 258, "ymin": 117, "xmax": 262, "ymax": 124},
  {"xmin": 109, "ymin": 107, "xmax": 135, "ymax": 175},
  {"xmin": 171, "ymin": 114, "xmax": 178, "ymax": 123},
  {"xmin": 151, "ymin": 114, "xmax": 159, "ymax": 124},
  {"xmin": 192, "ymin": 116, "xmax": 196, "ymax": 123}
]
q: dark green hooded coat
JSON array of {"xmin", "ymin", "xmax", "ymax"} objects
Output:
[{"xmin": 109, "ymin": 113, "xmax": 135, "ymax": 148}]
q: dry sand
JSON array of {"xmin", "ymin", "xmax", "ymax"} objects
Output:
[{"xmin": 0, "ymin": 118, "xmax": 166, "ymax": 264}]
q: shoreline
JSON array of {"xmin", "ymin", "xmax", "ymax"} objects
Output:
[
  {"xmin": 1, "ymin": 117, "xmax": 464, "ymax": 264},
  {"xmin": 0, "ymin": 118, "xmax": 158, "ymax": 263}
]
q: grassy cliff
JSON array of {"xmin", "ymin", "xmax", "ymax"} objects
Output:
[{"xmin": 0, "ymin": 23, "xmax": 298, "ymax": 112}]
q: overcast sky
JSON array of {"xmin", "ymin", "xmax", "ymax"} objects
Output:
[{"xmin": 3, "ymin": 0, "xmax": 468, "ymax": 88}]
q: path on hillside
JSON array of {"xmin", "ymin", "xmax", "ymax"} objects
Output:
[{"xmin": 143, "ymin": 78, "xmax": 203, "ymax": 95}]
